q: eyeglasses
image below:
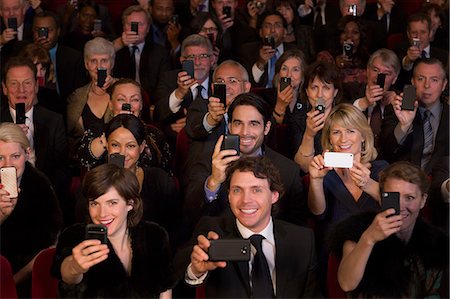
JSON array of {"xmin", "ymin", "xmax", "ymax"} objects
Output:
[
  {"xmin": 201, "ymin": 26, "xmax": 218, "ymax": 34},
  {"xmin": 7, "ymin": 79, "xmax": 35, "ymax": 91},
  {"xmin": 214, "ymin": 77, "xmax": 244, "ymax": 86},
  {"xmin": 183, "ymin": 53, "xmax": 211, "ymax": 60}
]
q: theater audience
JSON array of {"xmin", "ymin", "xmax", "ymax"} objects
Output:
[
  {"xmin": 0, "ymin": 122, "xmax": 62, "ymax": 297},
  {"xmin": 51, "ymin": 163, "xmax": 174, "ymax": 298},
  {"xmin": 330, "ymin": 161, "xmax": 448, "ymax": 298},
  {"xmin": 293, "ymin": 60, "xmax": 342, "ymax": 171}
]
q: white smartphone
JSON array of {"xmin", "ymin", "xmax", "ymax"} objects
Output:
[
  {"xmin": 324, "ymin": 152, "xmax": 353, "ymax": 168},
  {"xmin": 0, "ymin": 167, "xmax": 18, "ymax": 198}
]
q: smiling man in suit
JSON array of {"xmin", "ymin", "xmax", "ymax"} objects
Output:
[
  {"xmin": 175, "ymin": 156, "xmax": 321, "ymax": 298},
  {"xmin": 1, "ymin": 57, "xmax": 69, "ymax": 214}
]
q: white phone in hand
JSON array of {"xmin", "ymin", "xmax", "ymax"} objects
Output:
[
  {"xmin": 1, "ymin": 167, "xmax": 18, "ymax": 198},
  {"xmin": 324, "ymin": 152, "xmax": 353, "ymax": 168}
]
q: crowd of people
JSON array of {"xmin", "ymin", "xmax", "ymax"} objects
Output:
[{"xmin": 0, "ymin": 0, "xmax": 448, "ymax": 297}]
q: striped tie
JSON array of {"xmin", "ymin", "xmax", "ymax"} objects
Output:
[{"xmin": 422, "ymin": 109, "xmax": 433, "ymax": 171}]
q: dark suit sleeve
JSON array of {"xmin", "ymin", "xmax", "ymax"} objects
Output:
[
  {"xmin": 185, "ymin": 97, "xmax": 210, "ymax": 140},
  {"xmin": 237, "ymin": 42, "xmax": 268, "ymax": 87},
  {"xmin": 154, "ymin": 70, "xmax": 186, "ymax": 123},
  {"xmin": 379, "ymin": 104, "xmax": 409, "ymax": 162}
]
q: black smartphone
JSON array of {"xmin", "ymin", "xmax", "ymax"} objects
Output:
[
  {"xmin": 279, "ymin": 77, "xmax": 291, "ymax": 92},
  {"xmin": 97, "ymin": 68, "xmax": 107, "ymax": 87},
  {"xmin": 343, "ymin": 42, "xmax": 353, "ymax": 59},
  {"xmin": 381, "ymin": 192, "xmax": 400, "ymax": 216},
  {"xmin": 221, "ymin": 134, "xmax": 240, "ymax": 156},
  {"xmin": 7, "ymin": 18, "xmax": 17, "ymax": 31},
  {"xmin": 85, "ymin": 224, "xmax": 108, "ymax": 244},
  {"xmin": 15, "ymin": 103, "xmax": 26, "ymax": 124},
  {"xmin": 222, "ymin": 6, "xmax": 231, "ymax": 18},
  {"xmin": 182, "ymin": 59, "xmax": 194, "ymax": 77},
  {"xmin": 263, "ymin": 36, "xmax": 275, "ymax": 49},
  {"xmin": 402, "ymin": 84, "xmax": 416, "ymax": 111},
  {"xmin": 208, "ymin": 239, "xmax": 250, "ymax": 262},
  {"xmin": 170, "ymin": 14, "xmax": 179, "ymax": 25},
  {"xmin": 131, "ymin": 21, "xmax": 139, "ymax": 34},
  {"xmin": 122, "ymin": 103, "xmax": 131, "ymax": 112},
  {"xmin": 213, "ymin": 83, "xmax": 227, "ymax": 105},
  {"xmin": 93, "ymin": 19, "xmax": 102, "ymax": 32},
  {"xmin": 109, "ymin": 153, "xmax": 125, "ymax": 167},
  {"xmin": 38, "ymin": 27, "xmax": 48, "ymax": 38},
  {"xmin": 376, "ymin": 73, "xmax": 386, "ymax": 89}
]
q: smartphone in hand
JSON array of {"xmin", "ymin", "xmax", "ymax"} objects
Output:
[
  {"xmin": 208, "ymin": 239, "xmax": 250, "ymax": 261},
  {"xmin": 315, "ymin": 98, "xmax": 325, "ymax": 114},
  {"xmin": 108, "ymin": 153, "xmax": 125, "ymax": 168},
  {"xmin": 85, "ymin": 224, "xmax": 108, "ymax": 244},
  {"xmin": 7, "ymin": 18, "xmax": 17, "ymax": 31},
  {"xmin": 182, "ymin": 60, "xmax": 194, "ymax": 78},
  {"xmin": 97, "ymin": 68, "xmax": 107, "ymax": 87},
  {"xmin": 222, "ymin": 6, "xmax": 231, "ymax": 18},
  {"xmin": 323, "ymin": 152, "xmax": 353, "ymax": 168},
  {"xmin": 376, "ymin": 73, "xmax": 386, "ymax": 89},
  {"xmin": 381, "ymin": 192, "xmax": 400, "ymax": 216},
  {"xmin": 213, "ymin": 83, "xmax": 227, "ymax": 105},
  {"xmin": 131, "ymin": 22, "xmax": 139, "ymax": 34},
  {"xmin": 0, "ymin": 167, "xmax": 18, "ymax": 198},
  {"xmin": 279, "ymin": 77, "xmax": 291, "ymax": 92},
  {"xmin": 15, "ymin": 103, "xmax": 26, "ymax": 124},
  {"xmin": 401, "ymin": 85, "xmax": 416, "ymax": 111},
  {"xmin": 221, "ymin": 134, "xmax": 240, "ymax": 156}
]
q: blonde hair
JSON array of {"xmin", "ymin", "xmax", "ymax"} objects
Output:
[
  {"xmin": 321, "ymin": 103, "xmax": 377, "ymax": 163},
  {"xmin": 0, "ymin": 123, "xmax": 30, "ymax": 151}
]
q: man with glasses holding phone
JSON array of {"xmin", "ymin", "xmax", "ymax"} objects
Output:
[
  {"xmin": 0, "ymin": 57, "xmax": 69, "ymax": 216},
  {"xmin": 154, "ymin": 34, "xmax": 214, "ymax": 150}
]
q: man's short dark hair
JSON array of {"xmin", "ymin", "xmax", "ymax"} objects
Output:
[
  {"xmin": 225, "ymin": 156, "xmax": 285, "ymax": 198},
  {"xmin": 33, "ymin": 11, "xmax": 60, "ymax": 29},
  {"xmin": 227, "ymin": 92, "xmax": 272, "ymax": 126},
  {"xmin": 257, "ymin": 10, "xmax": 287, "ymax": 30},
  {"xmin": 2, "ymin": 57, "xmax": 37, "ymax": 83},
  {"xmin": 407, "ymin": 13, "xmax": 431, "ymax": 32}
]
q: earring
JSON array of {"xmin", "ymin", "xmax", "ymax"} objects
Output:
[{"xmin": 361, "ymin": 141, "xmax": 366, "ymax": 151}]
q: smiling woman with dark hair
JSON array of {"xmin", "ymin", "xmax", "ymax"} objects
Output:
[{"xmin": 52, "ymin": 164, "xmax": 175, "ymax": 298}]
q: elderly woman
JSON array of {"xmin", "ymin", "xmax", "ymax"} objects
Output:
[
  {"xmin": 0, "ymin": 123, "xmax": 62, "ymax": 297},
  {"xmin": 308, "ymin": 104, "xmax": 388, "ymax": 234},
  {"xmin": 293, "ymin": 60, "xmax": 342, "ymax": 172},
  {"xmin": 330, "ymin": 161, "xmax": 449, "ymax": 298},
  {"xmin": 67, "ymin": 37, "xmax": 117, "ymax": 162},
  {"xmin": 52, "ymin": 164, "xmax": 174, "ymax": 298}
]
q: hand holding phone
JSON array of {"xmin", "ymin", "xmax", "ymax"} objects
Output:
[
  {"xmin": 1, "ymin": 167, "xmax": 18, "ymax": 198},
  {"xmin": 279, "ymin": 77, "xmax": 291, "ymax": 92},
  {"xmin": 97, "ymin": 68, "xmax": 107, "ymax": 87},
  {"xmin": 381, "ymin": 192, "xmax": 400, "ymax": 216},
  {"xmin": 401, "ymin": 85, "xmax": 416, "ymax": 111},
  {"xmin": 208, "ymin": 239, "xmax": 250, "ymax": 261},
  {"xmin": 109, "ymin": 153, "xmax": 125, "ymax": 167},
  {"xmin": 131, "ymin": 22, "xmax": 139, "ymax": 34},
  {"xmin": 221, "ymin": 134, "xmax": 240, "ymax": 156},
  {"xmin": 7, "ymin": 18, "xmax": 17, "ymax": 31},
  {"xmin": 263, "ymin": 36, "xmax": 275, "ymax": 49},
  {"xmin": 376, "ymin": 73, "xmax": 386, "ymax": 89},
  {"xmin": 38, "ymin": 27, "xmax": 48, "ymax": 39},
  {"xmin": 15, "ymin": 103, "xmax": 26, "ymax": 124},
  {"xmin": 213, "ymin": 83, "xmax": 227, "ymax": 105},
  {"xmin": 222, "ymin": 6, "xmax": 231, "ymax": 18},
  {"xmin": 315, "ymin": 98, "xmax": 325, "ymax": 114}
]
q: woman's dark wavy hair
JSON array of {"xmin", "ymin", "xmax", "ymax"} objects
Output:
[
  {"xmin": 334, "ymin": 15, "xmax": 369, "ymax": 63},
  {"xmin": 82, "ymin": 163, "xmax": 143, "ymax": 227},
  {"xmin": 105, "ymin": 114, "xmax": 146, "ymax": 146},
  {"xmin": 189, "ymin": 12, "xmax": 223, "ymax": 48}
]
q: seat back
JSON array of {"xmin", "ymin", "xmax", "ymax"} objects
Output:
[
  {"xmin": 1, "ymin": 255, "xmax": 18, "ymax": 299},
  {"xmin": 31, "ymin": 248, "xmax": 58, "ymax": 298},
  {"xmin": 327, "ymin": 252, "xmax": 347, "ymax": 299},
  {"xmin": 173, "ymin": 127, "xmax": 190, "ymax": 177}
]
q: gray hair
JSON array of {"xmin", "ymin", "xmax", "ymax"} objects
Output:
[
  {"xmin": 84, "ymin": 37, "xmax": 115, "ymax": 62},
  {"xmin": 181, "ymin": 34, "xmax": 213, "ymax": 56},
  {"xmin": 121, "ymin": 5, "xmax": 151, "ymax": 25},
  {"xmin": 368, "ymin": 48, "xmax": 401, "ymax": 76},
  {"xmin": 213, "ymin": 60, "xmax": 249, "ymax": 82}
]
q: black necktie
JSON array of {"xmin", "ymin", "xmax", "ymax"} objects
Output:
[
  {"xmin": 421, "ymin": 50, "xmax": 427, "ymax": 59},
  {"xmin": 250, "ymin": 234, "xmax": 274, "ymax": 298},
  {"xmin": 195, "ymin": 85, "xmax": 204, "ymax": 101},
  {"xmin": 314, "ymin": 6, "xmax": 323, "ymax": 30},
  {"xmin": 422, "ymin": 109, "xmax": 433, "ymax": 171},
  {"xmin": 130, "ymin": 45, "xmax": 138, "ymax": 80}
]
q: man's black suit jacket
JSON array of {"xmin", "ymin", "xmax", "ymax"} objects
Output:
[
  {"xmin": 237, "ymin": 41, "xmax": 296, "ymax": 87},
  {"xmin": 183, "ymin": 144, "xmax": 308, "ymax": 232},
  {"xmin": 0, "ymin": 22, "xmax": 33, "ymax": 67},
  {"xmin": 113, "ymin": 38, "xmax": 172, "ymax": 98},
  {"xmin": 1, "ymin": 103, "xmax": 69, "ymax": 200},
  {"xmin": 56, "ymin": 44, "xmax": 88, "ymax": 102},
  {"xmin": 174, "ymin": 212, "xmax": 321, "ymax": 298},
  {"xmin": 380, "ymin": 102, "xmax": 449, "ymax": 175}
]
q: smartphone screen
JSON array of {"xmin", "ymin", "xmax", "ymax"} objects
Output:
[
  {"xmin": 93, "ymin": 19, "xmax": 102, "ymax": 32},
  {"xmin": 131, "ymin": 22, "xmax": 139, "ymax": 34},
  {"xmin": 97, "ymin": 68, "xmax": 107, "ymax": 87},
  {"xmin": 182, "ymin": 60, "xmax": 194, "ymax": 77},
  {"xmin": 376, "ymin": 73, "xmax": 386, "ymax": 89},
  {"xmin": 15, "ymin": 103, "xmax": 26, "ymax": 124},
  {"xmin": 7, "ymin": 18, "xmax": 17, "ymax": 31},
  {"xmin": 213, "ymin": 83, "xmax": 226, "ymax": 105},
  {"xmin": 381, "ymin": 192, "xmax": 400, "ymax": 216},
  {"xmin": 109, "ymin": 153, "xmax": 125, "ymax": 167},
  {"xmin": 402, "ymin": 85, "xmax": 416, "ymax": 111},
  {"xmin": 279, "ymin": 77, "xmax": 291, "ymax": 92}
]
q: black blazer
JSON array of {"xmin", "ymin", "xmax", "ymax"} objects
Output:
[
  {"xmin": 174, "ymin": 212, "xmax": 321, "ymax": 298},
  {"xmin": 113, "ymin": 37, "xmax": 172, "ymax": 98},
  {"xmin": 1, "ymin": 103, "xmax": 69, "ymax": 200},
  {"xmin": 237, "ymin": 41, "xmax": 296, "ymax": 87},
  {"xmin": 380, "ymin": 102, "xmax": 449, "ymax": 175}
]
